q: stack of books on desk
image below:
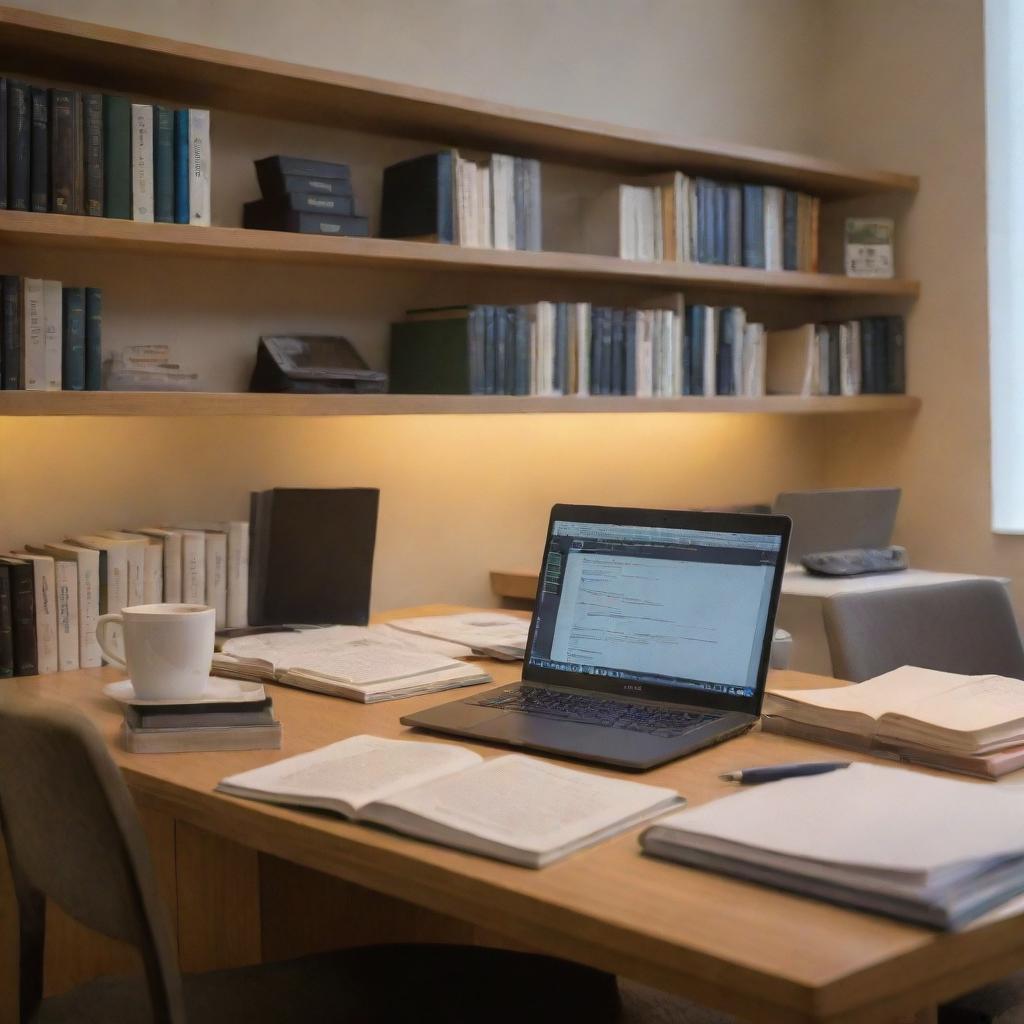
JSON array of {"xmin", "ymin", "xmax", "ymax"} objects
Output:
[
  {"xmin": 641, "ymin": 763, "xmax": 1024, "ymax": 929},
  {"xmin": 115, "ymin": 681, "xmax": 281, "ymax": 753},
  {"xmin": 214, "ymin": 625, "xmax": 492, "ymax": 702},
  {"xmin": 762, "ymin": 666, "xmax": 1024, "ymax": 778}
]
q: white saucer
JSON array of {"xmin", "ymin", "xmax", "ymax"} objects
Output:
[{"xmin": 103, "ymin": 677, "xmax": 267, "ymax": 706}]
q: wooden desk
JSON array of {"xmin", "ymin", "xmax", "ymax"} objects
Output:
[{"xmin": 4, "ymin": 604, "xmax": 1024, "ymax": 1024}]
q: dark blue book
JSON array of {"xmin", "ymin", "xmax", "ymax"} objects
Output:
[
  {"xmin": 379, "ymin": 151, "xmax": 453, "ymax": 244},
  {"xmin": 712, "ymin": 184, "xmax": 727, "ymax": 265},
  {"xmin": 493, "ymin": 304, "xmax": 508, "ymax": 395},
  {"xmin": 689, "ymin": 305, "xmax": 706, "ymax": 396},
  {"xmin": 741, "ymin": 185, "xmax": 765, "ymax": 268},
  {"xmin": 83, "ymin": 93, "xmax": 103, "ymax": 216},
  {"xmin": 503, "ymin": 307, "xmax": 517, "ymax": 395},
  {"xmin": 0, "ymin": 80, "xmax": 6, "ymax": 209},
  {"xmin": 588, "ymin": 307, "xmax": 602, "ymax": 395},
  {"xmin": 886, "ymin": 316, "xmax": 906, "ymax": 394},
  {"xmin": 513, "ymin": 307, "xmax": 530, "ymax": 395},
  {"xmin": 695, "ymin": 179, "xmax": 711, "ymax": 263},
  {"xmin": 29, "ymin": 87, "xmax": 48, "ymax": 212},
  {"xmin": 153, "ymin": 105, "xmax": 174, "ymax": 222},
  {"xmin": 7, "ymin": 80, "xmax": 29, "ymax": 211},
  {"xmin": 173, "ymin": 108, "xmax": 189, "ymax": 224},
  {"xmin": 61, "ymin": 287, "xmax": 86, "ymax": 391},
  {"xmin": 2, "ymin": 276, "xmax": 20, "ymax": 389},
  {"xmin": 783, "ymin": 191, "xmax": 799, "ymax": 271},
  {"xmin": 482, "ymin": 305, "xmax": 496, "ymax": 395},
  {"xmin": 873, "ymin": 316, "xmax": 890, "ymax": 394},
  {"xmin": 860, "ymin": 318, "xmax": 880, "ymax": 393},
  {"xmin": 468, "ymin": 306, "xmax": 486, "ymax": 395},
  {"xmin": 610, "ymin": 309, "xmax": 625, "ymax": 395},
  {"xmin": 553, "ymin": 303, "xmax": 568, "ymax": 395},
  {"xmin": 85, "ymin": 287, "xmax": 102, "ymax": 390},
  {"xmin": 716, "ymin": 309, "xmax": 735, "ymax": 396},
  {"xmin": 725, "ymin": 185, "xmax": 743, "ymax": 267},
  {"xmin": 828, "ymin": 323, "xmax": 841, "ymax": 396},
  {"xmin": 513, "ymin": 159, "xmax": 527, "ymax": 251},
  {"xmin": 682, "ymin": 306, "xmax": 696, "ymax": 395},
  {"xmin": 624, "ymin": 309, "xmax": 637, "ymax": 396}
]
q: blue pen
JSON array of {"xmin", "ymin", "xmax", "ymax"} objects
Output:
[{"xmin": 720, "ymin": 762, "xmax": 851, "ymax": 785}]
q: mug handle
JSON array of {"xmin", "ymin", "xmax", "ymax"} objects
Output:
[{"xmin": 95, "ymin": 613, "xmax": 127, "ymax": 669}]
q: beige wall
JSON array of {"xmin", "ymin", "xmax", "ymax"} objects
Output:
[
  {"xmin": 813, "ymin": 2, "xmax": 1022, "ymax": 603},
  {"xmin": 0, "ymin": 0, "xmax": 837, "ymax": 610}
]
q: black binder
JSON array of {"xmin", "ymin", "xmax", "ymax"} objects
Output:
[{"xmin": 248, "ymin": 488, "xmax": 379, "ymax": 626}]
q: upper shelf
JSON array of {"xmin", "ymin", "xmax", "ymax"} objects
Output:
[
  {"xmin": 0, "ymin": 6, "xmax": 918, "ymax": 198},
  {"xmin": 0, "ymin": 212, "xmax": 920, "ymax": 299}
]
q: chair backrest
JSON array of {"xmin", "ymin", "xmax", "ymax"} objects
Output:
[
  {"xmin": 823, "ymin": 579, "xmax": 1024, "ymax": 682},
  {"xmin": 0, "ymin": 694, "xmax": 185, "ymax": 1024}
]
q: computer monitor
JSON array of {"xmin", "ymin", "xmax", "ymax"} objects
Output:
[
  {"xmin": 523, "ymin": 505, "xmax": 790, "ymax": 715},
  {"xmin": 772, "ymin": 488, "xmax": 900, "ymax": 562}
]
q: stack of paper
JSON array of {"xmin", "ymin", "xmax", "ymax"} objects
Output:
[
  {"xmin": 762, "ymin": 666, "xmax": 1024, "ymax": 778},
  {"xmin": 641, "ymin": 763, "xmax": 1024, "ymax": 929},
  {"xmin": 387, "ymin": 612, "xmax": 530, "ymax": 660},
  {"xmin": 213, "ymin": 626, "xmax": 491, "ymax": 703}
]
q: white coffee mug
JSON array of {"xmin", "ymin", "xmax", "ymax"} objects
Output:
[{"xmin": 96, "ymin": 603, "xmax": 216, "ymax": 700}]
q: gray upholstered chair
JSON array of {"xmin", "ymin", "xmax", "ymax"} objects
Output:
[
  {"xmin": 822, "ymin": 578, "xmax": 1024, "ymax": 1024},
  {"xmin": 0, "ymin": 693, "xmax": 621, "ymax": 1024},
  {"xmin": 822, "ymin": 579, "xmax": 1024, "ymax": 683}
]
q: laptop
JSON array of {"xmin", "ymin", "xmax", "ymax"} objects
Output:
[
  {"xmin": 772, "ymin": 488, "xmax": 900, "ymax": 563},
  {"xmin": 402, "ymin": 504, "xmax": 790, "ymax": 770}
]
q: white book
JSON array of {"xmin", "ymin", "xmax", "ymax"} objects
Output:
[
  {"xmin": 703, "ymin": 306, "xmax": 718, "ymax": 397},
  {"xmin": 763, "ymin": 186, "xmax": 785, "ymax": 271},
  {"xmin": 742, "ymin": 322, "xmax": 766, "ymax": 397},
  {"xmin": 490, "ymin": 154, "xmax": 515, "ymax": 250},
  {"xmin": 131, "ymin": 103, "xmax": 154, "ymax": 223},
  {"xmin": 180, "ymin": 529, "xmax": 206, "ymax": 604},
  {"xmin": 536, "ymin": 301, "xmax": 556, "ymax": 395},
  {"xmin": 731, "ymin": 307, "xmax": 747, "ymax": 396},
  {"xmin": 41, "ymin": 280, "xmax": 62, "ymax": 391},
  {"xmin": 205, "ymin": 531, "xmax": 227, "ymax": 628},
  {"xmin": 477, "ymin": 161, "xmax": 492, "ymax": 248},
  {"xmin": 575, "ymin": 302, "xmax": 591, "ymax": 396},
  {"xmin": 676, "ymin": 174, "xmax": 691, "ymax": 263},
  {"xmin": 53, "ymin": 557, "xmax": 80, "ymax": 671},
  {"xmin": 672, "ymin": 307, "xmax": 684, "ymax": 395},
  {"xmin": 99, "ymin": 531, "xmax": 160, "ymax": 605},
  {"xmin": 617, "ymin": 185, "xmax": 634, "ymax": 259},
  {"xmin": 636, "ymin": 310, "xmax": 653, "ymax": 397},
  {"xmin": 454, "ymin": 154, "xmax": 473, "ymax": 246},
  {"xmin": 129, "ymin": 528, "xmax": 182, "ymax": 602},
  {"xmin": 641, "ymin": 762, "xmax": 1024, "ymax": 929},
  {"xmin": 21, "ymin": 278, "xmax": 45, "ymax": 391},
  {"xmin": 66, "ymin": 535, "xmax": 129, "ymax": 614},
  {"xmin": 226, "ymin": 521, "xmax": 249, "ymax": 628},
  {"xmin": 841, "ymin": 321, "xmax": 862, "ymax": 396},
  {"xmin": 649, "ymin": 186, "xmax": 663, "ymax": 261},
  {"xmin": 187, "ymin": 108, "xmax": 211, "ymax": 226},
  {"xmin": 218, "ymin": 734, "xmax": 682, "ymax": 868},
  {"xmin": 524, "ymin": 158, "xmax": 542, "ymax": 251},
  {"xmin": 10, "ymin": 552, "xmax": 58, "ymax": 674},
  {"xmin": 35, "ymin": 543, "xmax": 100, "ymax": 668}
]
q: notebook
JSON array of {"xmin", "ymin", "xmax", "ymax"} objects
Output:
[
  {"xmin": 213, "ymin": 626, "xmax": 492, "ymax": 702},
  {"xmin": 217, "ymin": 734, "xmax": 682, "ymax": 867},
  {"xmin": 641, "ymin": 763, "xmax": 1024, "ymax": 929},
  {"xmin": 762, "ymin": 666, "xmax": 1024, "ymax": 777}
]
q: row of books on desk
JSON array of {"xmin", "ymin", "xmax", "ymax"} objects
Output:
[
  {"xmin": 0, "ymin": 522, "xmax": 248, "ymax": 677},
  {"xmin": 389, "ymin": 303, "xmax": 906, "ymax": 398}
]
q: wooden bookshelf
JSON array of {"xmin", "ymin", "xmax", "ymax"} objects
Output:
[
  {"xmin": 0, "ymin": 6, "xmax": 917, "ymax": 198},
  {"xmin": 0, "ymin": 392, "xmax": 921, "ymax": 418},
  {"xmin": 0, "ymin": 212, "xmax": 920, "ymax": 299}
]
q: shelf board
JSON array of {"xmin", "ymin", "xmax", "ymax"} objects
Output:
[
  {"xmin": 0, "ymin": 212, "xmax": 920, "ymax": 299},
  {"xmin": 0, "ymin": 6, "xmax": 917, "ymax": 198},
  {"xmin": 0, "ymin": 392, "xmax": 922, "ymax": 418}
]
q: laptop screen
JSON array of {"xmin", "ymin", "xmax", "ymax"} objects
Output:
[{"xmin": 525, "ymin": 513, "xmax": 785, "ymax": 711}]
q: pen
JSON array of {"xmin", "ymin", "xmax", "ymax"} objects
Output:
[{"xmin": 719, "ymin": 761, "xmax": 851, "ymax": 785}]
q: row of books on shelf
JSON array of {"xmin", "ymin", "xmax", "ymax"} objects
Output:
[
  {"xmin": 607, "ymin": 176, "xmax": 820, "ymax": 271},
  {"xmin": 380, "ymin": 150, "xmax": 542, "ymax": 250},
  {"xmin": 389, "ymin": 304, "xmax": 906, "ymax": 398},
  {"xmin": 2, "ymin": 79, "xmax": 210, "ymax": 223},
  {"xmin": 0, "ymin": 276, "xmax": 102, "ymax": 391},
  {"xmin": 0, "ymin": 523, "xmax": 248, "ymax": 677}
]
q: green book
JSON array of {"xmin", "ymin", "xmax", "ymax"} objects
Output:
[
  {"xmin": 61, "ymin": 286, "xmax": 86, "ymax": 391},
  {"xmin": 102, "ymin": 94, "xmax": 131, "ymax": 219},
  {"xmin": 389, "ymin": 310, "xmax": 484, "ymax": 394}
]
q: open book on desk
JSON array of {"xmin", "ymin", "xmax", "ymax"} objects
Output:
[
  {"xmin": 213, "ymin": 626, "xmax": 491, "ymax": 703},
  {"xmin": 387, "ymin": 612, "xmax": 529, "ymax": 661},
  {"xmin": 762, "ymin": 666, "xmax": 1024, "ymax": 779},
  {"xmin": 641, "ymin": 763, "xmax": 1024, "ymax": 929},
  {"xmin": 217, "ymin": 734, "xmax": 683, "ymax": 867}
]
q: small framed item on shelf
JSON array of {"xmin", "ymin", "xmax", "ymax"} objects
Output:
[{"xmin": 845, "ymin": 217, "xmax": 894, "ymax": 278}]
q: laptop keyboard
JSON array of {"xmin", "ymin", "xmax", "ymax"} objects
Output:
[{"xmin": 468, "ymin": 686, "xmax": 720, "ymax": 738}]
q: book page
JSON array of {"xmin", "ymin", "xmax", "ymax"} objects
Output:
[
  {"xmin": 768, "ymin": 666, "xmax": 969, "ymax": 720},
  {"xmin": 217, "ymin": 734, "xmax": 482, "ymax": 813},
  {"xmin": 369, "ymin": 754, "xmax": 679, "ymax": 855},
  {"xmin": 895, "ymin": 674, "xmax": 1024, "ymax": 731},
  {"xmin": 388, "ymin": 612, "xmax": 529, "ymax": 652}
]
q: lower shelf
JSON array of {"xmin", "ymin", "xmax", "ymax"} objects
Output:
[{"xmin": 0, "ymin": 392, "xmax": 921, "ymax": 417}]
